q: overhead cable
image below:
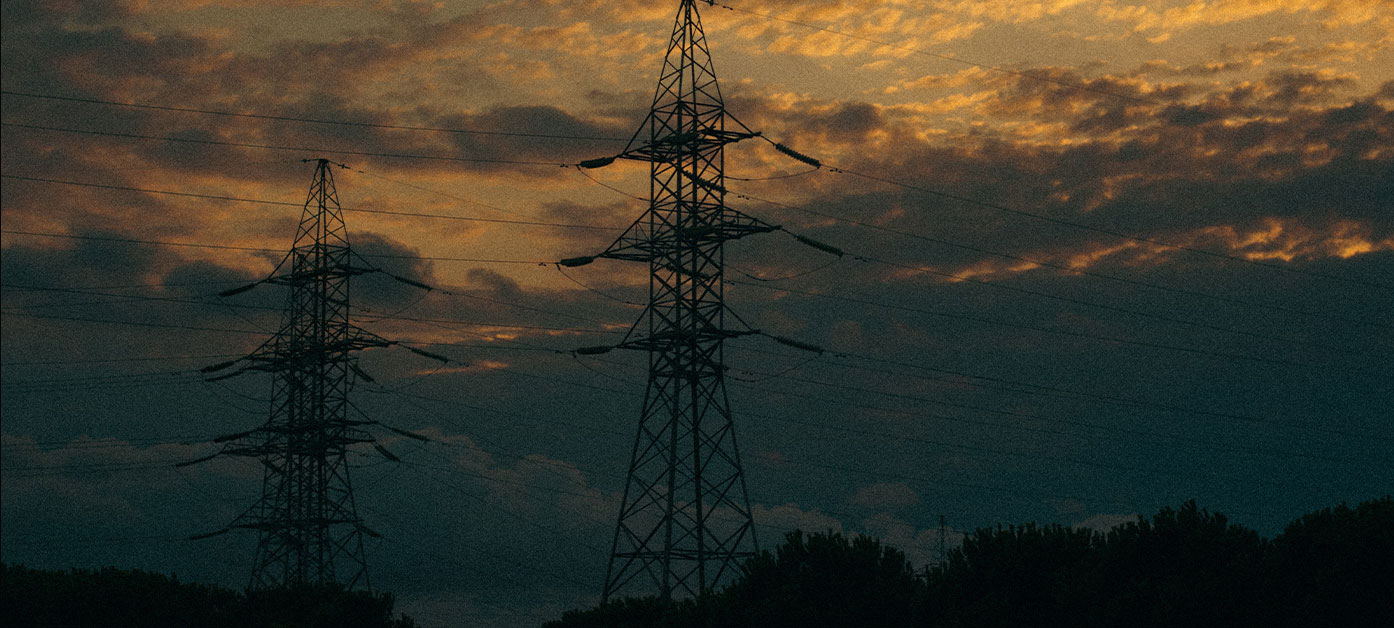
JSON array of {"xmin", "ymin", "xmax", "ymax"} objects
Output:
[
  {"xmin": 1, "ymin": 122, "xmax": 572, "ymax": 167},
  {"xmin": 1, "ymin": 90, "xmax": 629, "ymax": 142},
  {"xmin": 2, "ymin": 174, "xmax": 622, "ymax": 231},
  {"xmin": 0, "ymin": 228, "xmax": 548, "ymax": 264}
]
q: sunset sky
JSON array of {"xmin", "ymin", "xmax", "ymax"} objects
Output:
[{"xmin": 2, "ymin": 0, "xmax": 1391, "ymax": 625}]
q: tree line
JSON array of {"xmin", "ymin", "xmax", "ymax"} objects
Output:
[
  {"xmin": 548, "ymin": 497, "xmax": 1393, "ymax": 628},
  {"xmin": 3, "ymin": 497, "xmax": 1387, "ymax": 627},
  {"xmin": 0, "ymin": 565, "xmax": 419, "ymax": 628}
]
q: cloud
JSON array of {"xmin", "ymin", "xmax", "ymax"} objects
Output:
[
  {"xmin": 752, "ymin": 502, "xmax": 846, "ymax": 535},
  {"xmin": 1096, "ymin": 0, "xmax": 1391, "ymax": 39},
  {"xmin": 351, "ymin": 230, "xmax": 440, "ymax": 309},
  {"xmin": 859, "ymin": 511, "xmax": 964, "ymax": 568},
  {"xmin": 849, "ymin": 481, "xmax": 920, "ymax": 509},
  {"xmin": 0, "ymin": 431, "xmax": 259, "ymax": 581}
]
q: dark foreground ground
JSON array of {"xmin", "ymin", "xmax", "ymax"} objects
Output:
[{"xmin": 3, "ymin": 497, "xmax": 1389, "ymax": 628}]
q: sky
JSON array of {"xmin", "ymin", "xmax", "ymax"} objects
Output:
[{"xmin": 2, "ymin": 0, "xmax": 1392, "ymax": 625}]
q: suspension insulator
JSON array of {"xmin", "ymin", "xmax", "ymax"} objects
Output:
[
  {"xmin": 218, "ymin": 281, "xmax": 261, "ymax": 297},
  {"xmin": 772, "ymin": 335, "xmax": 825, "ymax": 354},
  {"xmin": 774, "ymin": 143, "xmax": 821, "ymax": 168},
  {"xmin": 795, "ymin": 234, "xmax": 844, "ymax": 257},
  {"xmin": 373, "ymin": 443, "xmax": 401, "ymax": 463},
  {"xmin": 200, "ymin": 359, "xmax": 240, "ymax": 373},
  {"xmin": 681, "ymin": 224, "xmax": 717, "ymax": 239},
  {"xmin": 403, "ymin": 345, "xmax": 450, "ymax": 363},
  {"xmin": 579, "ymin": 156, "xmax": 616, "ymax": 169},
  {"xmin": 690, "ymin": 174, "xmax": 727, "ymax": 193},
  {"xmin": 560, "ymin": 256, "xmax": 596, "ymax": 267},
  {"xmin": 391, "ymin": 273, "xmax": 434, "ymax": 291}
]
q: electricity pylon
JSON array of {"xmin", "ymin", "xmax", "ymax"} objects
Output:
[
  {"xmin": 570, "ymin": 0, "xmax": 774, "ymax": 601},
  {"xmin": 186, "ymin": 159, "xmax": 391, "ymax": 590}
]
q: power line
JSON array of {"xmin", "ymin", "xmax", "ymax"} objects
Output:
[
  {"xmin": 0, "ymin": 215, "xmax": 1377, "ymax": 473},
  {"xmin": 7, "ymin": 243, "xmax": 1371, "ymax": 449},
  {"xmin": 2, "ymin": 375, "xmax": 209, "ymax": 395},
  {"xmin": 1, "ymin": 368, "xmax": 200, "ymax": 387},
  {"xmin": 1, "ymin": 310, "xmax": 268, "ymax": 336},
  {"xmin": 1, "ymin": 90, "xmax": 630, "ymax": 142},
  {"xmin": 722, "ymin": 352, "xmax": 1385, "ymax": 459},
  {"xmin": 7, "ymin": 109, "xmax": 1383, "ymax": 294},
  {"xmin": 735, "ymin": 366, "xmax": 1389, "ymax": 452},
  {"xmin": 377, "ymin": 420, "xmax": 962, "ymax": 562},
  {"xmin": 582, "ymin": 159, "xmax": 1391, "ymax": 331},
  {"xmin": 2, "ymin": 228, "xmax": 282, "ymax": 253},
  {"xmin": 725, "ymin": 343, "xmax": 1362, "ymax": 456},
  {"xmin": 1, "ymin": 122, "xmax": 572, "ymax": 167},
  {"xmin": 758, "ymin": 345, "xmax": 1348, "ymax": 443},
  {"xmin": 821, "ymin": 165, "xmax": 1392, "ymax": 291},
  {"xmin": 4, "ymin": 434, "xmax": 221, "ymax": 449},
  {"xmin": 344, "ymin": 166, "xmax": 546, "ymax": 223},
  {"xmin": 727, "ymin": 278, "xmax": 1323, "ymax": 369},
  {"xmin": 1, "ymin": 282, "xmax": 625, "ymax": 336},
  {"xmin": 0, "ymin": 228, "xmax": 549, "ymax": 264},
  {"xmin": 581, "ymin": 348, "xmax": 1363, "ymax": 477},
  {"xmin": 362, "ymin": 414, "xmax": 962, "ymax": 562},
  {"xmin": 395, "ymin": 367, "xmax": 1154, "ymax": 515},
  {"xmin": 1, "ymin": 174, "xmax": 623, "ymax": 232},
  {"xmin": 382, "ymin": 292, "xmax": 1388, "ymax": 455},
  {"xmin": 387, "ymin": 461, "xmax": 602, "ymax": 589},
  {"xmin": 427, "ymin": 342, "xmax": 1386, "ymax": 485},
  {"xmin": 850, "ymin": 254, "xmax": 1377, "ymax": 360},
  {"xmin": 2, "ymin": 352, "xmax": 1353, "ymax": 538},
  {"xmin": 29, "ymin": 95, "xmax": 1369, "ymax": 294},
  {"xmin": 1, "ymin": 279, "xmax": 243, "ymax": 292}
]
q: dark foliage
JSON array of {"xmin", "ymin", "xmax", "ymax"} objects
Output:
[
  {"xmin": 929, "ymin": 522, "xmax": 1098, "ymax": 628},
  {"xmin": 712, "ymin": 530, "xmax": 922, "ymax": 628},
  {"xmin": 545, "ymin": 531, "xmax": 919, "ymax": 628},
  {"xmin": 546, "ymin": 595, "xmax": 696, "ymax": 628},
  {"xmin": 927, "ymin": 501, "xmax": 1273, "ymax": 628},
  {"xmin": 0, "ymin": 565, "xmax": 419, "ymax": 628},
  {"xmin": 547, "ymin": 497, "xmax": 1394, "ymax": 628},
  {"xmin": 1269, "ymin": 496, "xmax": 1394, "ymax": 627}
]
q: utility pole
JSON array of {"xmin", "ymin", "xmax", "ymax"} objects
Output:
[
  {"xmin": 938, "ymin": 514, "xmax": 948, "ymax": 568},
  {"xmin": 186, "ymin": 159, "xmax": 392, "ymax": 589},
  {"xmin": 568, "ymin": 0, "xmax": 774, "ymax": 602}
]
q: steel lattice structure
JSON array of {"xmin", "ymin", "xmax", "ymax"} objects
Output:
[
  {"xmin": 597, "ymin": 0, "xmax": 773, "ymax": 601},
  {"xmin": 194, "ymin": 159, "xmax": 387, "ymax": 589}
]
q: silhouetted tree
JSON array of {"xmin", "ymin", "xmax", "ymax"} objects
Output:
[
  {"xmin": 712, "ymin": 530, "xmax": 922, "ymax": 628},
  {"xmin": 926, "ymin": 522, "xmax": 1097, "ymax": 628},
  {"xmin": 0, "ymin": 565, "xmax": 418, "ymax": 628},
  {"xmin": 1270, "ymin": 496, "xmax": 1394, "ymax": 627},
  {"xmin": 243, "ymin": 583, "xmax": 419, "ymax": 628},
  {"xmin": 544, "ymin": 595, "xmax": 695, "ymax": 628},
  {"xmin": 545, "ymin": 531, "xmax": 921, "ymax": 628},
  {"xmin": 1, "ymin": 565, "xmax": 238, "ymax": 628},
  {"xmin": 1084, "ymin": 500, "xmax": 1271, "ymax": 628}
]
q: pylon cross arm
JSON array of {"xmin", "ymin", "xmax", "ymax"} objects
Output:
[
  {"xmin": 618, "ymin": 129, "xmax": 761, "ymax": 162},
  {"xmin": 597, "ymin": 209, "xmax": 777, "ymax": 263}
]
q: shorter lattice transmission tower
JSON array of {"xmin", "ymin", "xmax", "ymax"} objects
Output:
[{"xmin": 184, "ymin": 158, "xmax": 440, "ymax": 590}]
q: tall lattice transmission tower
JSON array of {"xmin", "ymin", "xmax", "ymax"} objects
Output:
[
  {"xmin": 185, "ymin": 159, "xmax": 397, "ymax": 590},
  {"xmin": 567, "ymin": 0, "xmax": 777, "ymax": 601}
]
